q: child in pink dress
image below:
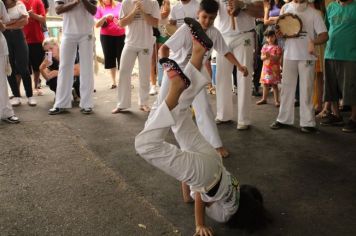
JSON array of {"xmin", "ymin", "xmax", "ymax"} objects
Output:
[{"xmin": 256, "ymin": 29, "xmax": 282, "ymax": 107}]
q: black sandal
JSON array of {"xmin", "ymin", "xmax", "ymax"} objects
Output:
[
  {"xmin": 184, "ymin": 17, "xmax": 213, "ymax": 50},
  {"xmin": 159, "ymin": 58, "xmax": 191, "ymax": 89}
]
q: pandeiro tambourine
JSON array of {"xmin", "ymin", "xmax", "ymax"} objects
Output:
[{"xmin": 276, "ymin": 13, "xmax": 303, "ymax": 38}]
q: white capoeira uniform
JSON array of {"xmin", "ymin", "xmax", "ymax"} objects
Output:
[
  {"xmin": 169, "ymin": 0, "xmax": 199, "ymax": 28},
  {"xmin": 215, "ymin": 0, "xmax": 261, "ymax": 126},
  {"xmin": 53, "ymin": 0, "xmax": 96, "ymax": 110},
  {"xmin": 114, "ymin": 0, "xmax": 160, "ymax": 110},
  {"xmin": 136, "ymin": 62, "xmax": 222, "ymax": 192},
  {"xmin": 153, "ymin": 24, "xmax": 230, "ymax": 149},
  {"xmin": 0, "ymin": 2, "xmax": 15, "ymax": 120},
  {"xmin": 135, "ymin": 62, "xmax": 241, "ymax": 221},
  {"xmin": 276, "ymin": 3, "xmax": 327, "ymax": 127}
]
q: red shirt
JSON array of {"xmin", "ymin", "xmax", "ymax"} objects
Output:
[{"xmin": 21, "ymin": 0, "xmax": 45, "ymax": 44}]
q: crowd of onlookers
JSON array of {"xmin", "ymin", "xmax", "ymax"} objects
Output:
[{"xmin": 0, "ymin": 0, "xmax": 355, "ymax": 133}]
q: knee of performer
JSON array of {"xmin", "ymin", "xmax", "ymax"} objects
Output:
[{"xmin": 135, "ymin": 133, "xmax": 155, "ymax": 157}]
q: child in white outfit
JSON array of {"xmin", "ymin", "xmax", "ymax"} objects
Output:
[{"xmin": 135, "ymin": 19, "xmax": 268, "ymax": 235}]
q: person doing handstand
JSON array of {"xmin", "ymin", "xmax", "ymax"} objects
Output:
[{"xmin": 135, "ymin": 19, "xmax": 268, "ymax": 236}]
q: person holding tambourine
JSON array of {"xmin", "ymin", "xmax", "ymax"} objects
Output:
[{"xmin": 270, "ymin": 0, "xmax": 328, "ymax": 133}]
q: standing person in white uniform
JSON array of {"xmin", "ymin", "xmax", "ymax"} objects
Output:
[
  {"xmin": 0, "ymin": 1, "xmax": 19, "ymax": 124},
  {"xmin": 214, "ymin": 0, "xmax": 264, "ymax": 130},
  {"xmin": 135, "ymin": 26, "xmax": 268, "ymax": 235},
  {"xmin": 169, "ymin": 0, "xmax": 199, "ymax": 28},
  {"xmin": 270, "ymin": 0, "xmax": 328, "ymax": 133},
  {"xmin": 157, "ymin": 0, "xmax": 248, "ymax": 159},
  {"xmin": 49, "ymin": 0, "xmax": 97, "ymax": 115},
  {"xmin": 111, "ymin": 0, "xmax": 160, "ymax": 114}
]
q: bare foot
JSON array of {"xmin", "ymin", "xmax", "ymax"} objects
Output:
[
  {"xmin": 35, "ymin": 89, "xmax": 43, "ymax": 96},
  {"xmin": 170, "ymin": 73, "xmax": 187, "ymax": 93},
  {"xmin": 316, "ymin": 109, "xmax": 330, "ymax": 119},
  {"xmin": 192, "ymin": 36, "xmax": 207, "ymax": 55},
  {"xmin": 256, "ymin": 99, "xmax": 267, "ymax": 105},
  {"xmin": 112, "ymin": 107, "xmax": 123, "ymax": 114},
  {"xmin": 216, "ymin": 146, "xmax": 229, "ymax": 158},
  {"xmin": 160, "ymin": 58, "xmax": 190, "ymax": 89},
  {"xmin": 140, "ymin": 105, "xmax": 151, "ymax": 113}
]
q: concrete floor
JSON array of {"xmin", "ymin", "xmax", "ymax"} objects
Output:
[{"xmin": 1, "ymin": 66, "xmax": 355, "ymax": 236}]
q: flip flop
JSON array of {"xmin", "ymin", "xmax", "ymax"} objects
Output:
[
  {"xmin": 159, "ymin": 58, "xmax": 191, "ymax": 89},
  {"xmin": 184, "ymin": 17, "xmax": 213, "ymax": 50}
]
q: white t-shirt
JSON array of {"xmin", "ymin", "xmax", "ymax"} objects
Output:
[
  {"xmin": 169, "ymin": 0, "xmax": 199, "ymax": 28},
  {"xmin": 191, "ymin": 169, "xmax": 240, "ymax": 223},
  {"xmin": 215, "ymin": 0, "xmax": 262, "ymax": 37},
  {"xmin": 0, "ymin": 1, "xmax": 10, "ymax": 56},
  {"xmin": 165, "ymin": 24, "xmax": 230, "ymax": 70},
  {"xmin": 120, "ymin": 0, "xmax": 160, "ymax": 49},
  {"xmin": 6, "ymin": 1, "xmax": 28, "ymax": 20},
  {"xmin": 54, "ymin": 0, "xmax": 96, "ymax": 35},
  {"xmin": 282, "ymin": 3, "xmax": 327, "ymax": 61}
]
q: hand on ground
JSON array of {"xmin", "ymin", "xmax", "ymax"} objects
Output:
[{"xmin": 194, "ymin": 225, "xmax": 214, "ymax": 236}]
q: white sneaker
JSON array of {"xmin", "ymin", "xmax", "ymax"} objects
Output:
[
  {"xmin": 2, "ymin": 115, "xmax": 20, "ymax": 124},
  {"xmin": 27, "ymin": 97, "xmax": 37, "ymax": 106},
  {"xmin": 11, "ymin": 97, "xmax": 21, "ymax": 107},
  {"xmin": 149, "ymin": 85, "xmax": 158, "ymax": 95}
]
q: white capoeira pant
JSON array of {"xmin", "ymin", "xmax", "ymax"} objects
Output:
[
  {"xmin": 115, "ymin": 45, "xmax": 151, "ymax": 109},
  {"xmin": 53, "ymin": 34, "xmax": 94, "ymax": 109},
  {"xmin": 135, "ymin": 62, "xmax": 222, "ymax": 193},
  {"xmin": 0, "ymin": 56, "xmax": 14, "ymax": 119},
  {"xmin": 216, "ymin": 32, "xmax": 254, "ymax": 126},
  {"xmin": 153, "ymin": 66, "xmax": 223, "ymax": 149},
  {"xmin": 277, "ymin": 59, "xmax": 316, "ymax": 127}
]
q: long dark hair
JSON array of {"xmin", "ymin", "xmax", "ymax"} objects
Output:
[{"xmin": 226, "ymin": 185, "xmax": 272, "ymax": 232}]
